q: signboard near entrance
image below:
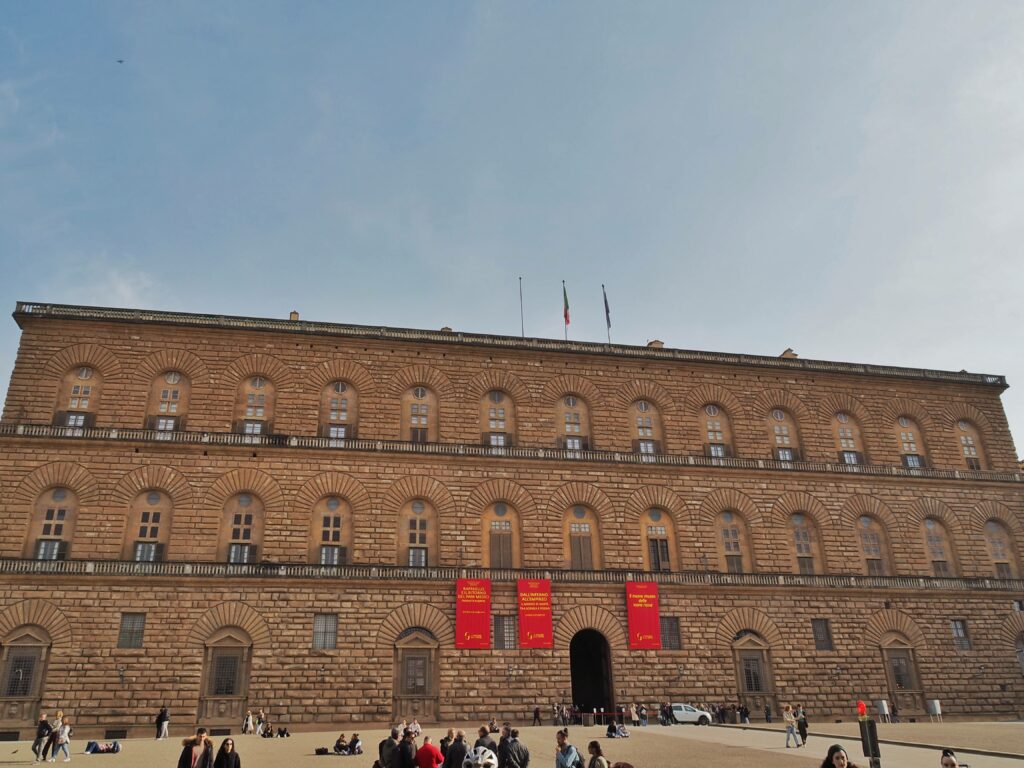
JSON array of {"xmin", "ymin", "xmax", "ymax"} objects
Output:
[
  {"xmin": 626, "ymin": 581, "xmax": 661, "ymax": 649},
  {"xmin": 455, "ymin": 578, "xmax": 491, "ymax": 649},
  {"xmin": 517, "ymin": 579, "xmax": 553, "ymax": 648}
]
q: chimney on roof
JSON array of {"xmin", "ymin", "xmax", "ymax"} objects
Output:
[
  {"xmin": 647, "ymin": 339, "xmax": 664, "ymax": 349},
  {"xmin": 440, "ymin": 326, "xmax": 452, "ymax": 332},
  {"xmin": 289, "ymin": 311, "xmax": 299, "ymax": 321},
  {"xmin": 780, "ymin": 348, "xmax": 798, "ymax": 359}
]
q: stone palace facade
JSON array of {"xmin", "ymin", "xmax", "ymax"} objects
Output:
[{"xmin": 0, "ymin": 301, "xmax": 1022, "ymax": 739}]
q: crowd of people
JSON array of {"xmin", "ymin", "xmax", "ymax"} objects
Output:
[{"xmin": 369, "ymin": 721, "xmax": 531, "ymax": 768}]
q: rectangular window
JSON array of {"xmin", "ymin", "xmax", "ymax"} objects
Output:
[
  {"xmin": 638, "ymin": 440, "xmax": 655, "ymax": 455},
  {"xmin": 493, "ymin": 615, "xmax": 517, "ymax": 650},
  {"xmin": 35, "ymin": 539, "xmax": 65, "ymax": 561},
  {"xmin": 243, "ymin": 421, "xmax": 263, "ymax": 435},
  {"xmin": 328, "ymin": 425, "xmax": 347, "ymax": 440},
  {"xmin": 565, "ymin": 436, "xmax": 582, "ymax": 451},
  {"xmin": 773, "ymin": 424, "xmax": 790, "ymax": 445},
  {"xmin": 117, "ymin": 613, "xmax": 146, "ymax": 648},
  {"xmin": 997, "ymin": 563, "xmax": 1013, "ymax": 580},
  {"xmin": 401, "ymin": 653, "xmax": 428, "ymax": 695},
  {"xmin": 488, "ymin": 407, "xmax": 506, "ymax": 430},
  {"xmin": 706, "ymin": 421, "xmax": 723, "ymax": 442},
  {"xmin": 1013, "ymin": 600, "xmax": 1024, "ymax": 611},
  {"xmin": 840, "ymin": 451, "xmax": 861, "ymax": 465},
  {"xmin": 660, "ymin": 617, "xmax": 681, "ymax": 650},
  {"xmin": 866, "ymin": 558, "xmax": 885, "ymax": 577},
  {"xmin": 726, "ymin": 554, "xmax": 744, "ymax": 574},
  {"xmin": 489, "ymin": 432, "xmax": 506, "ymax": 447},
  {"xmin": 648, "ymin": 537, "xmax": 670, "ymax": 572},
  {"xmin": 775, "ymin": 447, "xmax": 794, "ymax": 461},
  {"xmin": 950, "ymin": 619, "xmax": 971, "ymax": 651},
  {"xmin": 932, "ymin": 560, "xmax": 952, "ymax": 578},
  {"xmin": 741, "ymin": 657, "xmax": 764, "ymax": 692},
  {"xmin": 3, "ymin": 652, "xmax": 37, "ymax": 697},
  {"xmin": 811, "ymin": 619, "xmax": 834, "ymax": 651},
  {"xmin": 902, "ymin": 454, "xmax": 923, "ymax": 468},
  {"xmin": 707, "ymin": 443, "xmax": 726, "ymax": 458},
  {"xmin": 570, "ymin": 534, "xmax": 593, "ymax": 570},
  {"xmin": 798, "ymin": 556, "xmax": 815, "ymax": 575},
  {"xmin": 211, "ymin": 653, "xmax": 240, "ymax": 696},
  {"xmin": 408, "ymin": 546, "xmax": 427, "ymax": 568},
  {"xmin": 312, "ymin": 613, "xmax": 338, "ymax": 650},
  {"xmin": 489, "ymin": 522, "xmax": 513, "ymax": 569},
  {"xmin": 410, "ymin": 427, "xmax": 428, "ymax": 443},
  {"xmin": 228, "ymin": 543, "xmax": 256, "ymax": 564},
  {"xmin": 66, "ymin": 413, "xmax": 86, "ymax": 428},
  {"xmin": 133, "ymin": 541, "xmax": 160, "ymax": 562},
  {"xmin": 319, "ymin": 545, "xmax": 346, "ymax": 565},
  {"xmin": 965, "ymin": 457, "xmax": 981, "ymax": 471}
]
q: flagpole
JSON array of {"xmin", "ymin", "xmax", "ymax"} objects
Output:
[
  {"xmin": 562, "ymin": 280, "xmax": 568, "ymax": 341},
  {"xmin": 519, "ymin": 276, "xmax": 524, "ymax": 338},
  {"xmin": 603, "ymin": 284, "xmax": 610, "ymax": 344}
]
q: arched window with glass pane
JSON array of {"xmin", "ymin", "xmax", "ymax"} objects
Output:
[
  {"xmin": 401, "ymin": 387, "xmax": 438, "ymax": 443},
  {"xmin": 233, "ymin": 376, "xmax": 276, "ymax": 438},
  {"xmin": 717, "ymin": 510, "xmax": 752, "ymax": 574},
  {"xmin": 564, "ymin": 505, "xmax": 601, "ymax": 570},
  {"xmin": 399, "ymin": 499, "xmax": 438, "ymax": 567},
  {"xmin": 556, "ymin": 395, "xmax": 591, "ymax": 451},
  {"xmin": 310, "ymin": 496, "xmax": 352, "ymax": 565},
  {"xmin": 790, "ymin": 513, "xmax": 823, "ymax": 575},
  {"xmin": 145, "ymin": 371, "xmax": 190, "ymax": 433},
  {"xmin": 921, "ymin": 518, "xmax": 957, "ymax": 577},
  {"xmin": 631, "ymin": 401, "xmax": 663, "ymax": 457},
  {"xmin": 220, "ymin": 493, "xmax": 264, "ymax": 563},
  {"xmin": 123, "ymin": 490, "xmax": 173, "ymax": 561},
  {"xmin": 481, "ymin": 502, "xmax": 521, "ymax": 568},
  {"xmin": 984, "ymin": 520, "xmax": 1018, "ymax": 579},
  {"xmin": 956, "ymin": 420, "xmax": 986, "ymax": 470},
  {"xmin": 54, "ymin": 366, "xmax": 102, "ymax": 430},
  {"xmin": 767, "ymin": 408, "xmax": 802, "ymax": 461},
  {"xmin": 1017, "ymin": 633, "xmax": 1024, "ymax": 676},
  {"xmin": 857, "ymin": 515, "xmax": 891, "ymax": 576},
  {"xmin": 894, "ymin": 416, "xmax": 927, "ymax": 468},
  {"xmin": 480, "ymin": 390, "xmax": 516, "ymax": 448},
  {"xmin": 833, "ymin": 412, "xmax": 866, "ymax": 465},
  {"xmin": 701, "ymin": 403, "xmax": 735, "ymax": 458},
  {"xmin": 25, "ymin": 487, "xmax": 78, "ymax": 560},
  {"xmin": 642, "ymin": 508, "xmax": 676, "ymax": 572},
  {"xmin": 320, "ymin": 381, "xmax": 358, "ymax": 441}
]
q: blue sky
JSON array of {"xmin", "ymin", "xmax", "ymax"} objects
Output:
[{"xmin": 1, "ymin": 2, "xmax": 1022, "ymax": 449}]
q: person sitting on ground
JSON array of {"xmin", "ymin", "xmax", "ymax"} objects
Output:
[
  {"xmin": 614, "ymin": 722, "xmax": 629, "ymax": 739},
  {"xmin": 605, "ymin": 720, "xmax": 619, "ymax": 738},
  {"xmin": 333, "ymin": 734, "xmax": 348, "ymax": 755},
  {"xmin": 409, "ymin": 719, "xmax": 421, "ymax": 738},
  {"xmin": 84, "ymin": 741, "xmax": 121, "ymax": 754},
  {"xmin": 819, "ymin": 744, "xmax": 858, "ymax": 768},
  {"xmin": 488, "ymin": 719, "xmax": 500, "ymax": 734},
  {"xmin": 347, "ymin": 734, "xmax": 362, "ymax": 755},
  {"xmin": 474, "ymin": 727, "xmax": 497, "ymax": 754},
  {"xmin": 260, "ymin": 722, "xmax": 274, "ymax": 738},
  {"xmin": 276, "ymin": 727, "xmax": 290, "ymax": 738},
  {"xmin": 414, "ymin": 735, "xmax": 443, "ymax": 768}
]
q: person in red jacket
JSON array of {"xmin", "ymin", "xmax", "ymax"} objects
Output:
[{"xmin": 415, "ymin": 735, "xmax": 444, "ymax": 768}]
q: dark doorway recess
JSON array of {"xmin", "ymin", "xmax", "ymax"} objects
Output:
[{"xmin": 569, "ymin": 629, "xmax": 613, "ymax": 712}]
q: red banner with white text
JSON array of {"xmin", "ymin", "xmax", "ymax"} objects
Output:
[
  {"xmin": 626, "ymin": 581, "xmax": 661, "ymax": 649},
  {"xmin": 456, "ymin": 578, "xmax": 491, "ymax": 649},
  {"xmin": 517, "ymin": 579, "xmax": 553, "ymax": 648}
]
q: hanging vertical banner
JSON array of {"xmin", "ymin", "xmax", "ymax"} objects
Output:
[
  {"xmin": 456, "ymin": 578, "xmax": 491, "ymax": 649},
  {"xmin": 626, "ymin": 581, "xmax": 661, "ymax": 649},
  {"xmin": 517, "ymin": 579, "xmax": 553, "ymax": 648}
]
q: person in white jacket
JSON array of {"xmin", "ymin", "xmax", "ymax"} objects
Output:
[{"xmin": 50, "ymin": 717, "xmax": 72, "ymax": 762}]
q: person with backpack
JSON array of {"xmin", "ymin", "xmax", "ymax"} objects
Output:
[
  {"xmin": 554, "ymin": 729, "xmax": 582, "ymax": 768},
  {"xmin": 31, "ymin": 712, "xmax": 52, "ymax": 762}
]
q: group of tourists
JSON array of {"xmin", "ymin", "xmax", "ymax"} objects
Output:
[
  {"xmin": 31, "ymin": 710, "xmax": 73, "ymax": 763},
  {"xmin": 782, "ymin": 703, "xmax": 810, "ymax": 749},
  {"xmin": 373, "ymin": 722, "xmax": 530, "ymax": 768},
  {"xmin": 239, "ymin": 709, "xmax": 289, "ymax": 738},
  {"xmin": 816, "ymin": 743, "xmax": 962, "ymax": 767},
  {"xmin": 176, "ymin": 728, "xmax": 239, "ymax": 768}
]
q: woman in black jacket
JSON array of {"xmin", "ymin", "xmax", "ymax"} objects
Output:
[{"xmin": 213, "ymin": 738, "xmax": 241, "ymax": 768}]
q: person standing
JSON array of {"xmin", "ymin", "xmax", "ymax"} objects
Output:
[
  {"xmin": 177, "ymin": 728, "xmax": 214, "ymax": 768},
  {"xmin": 532, "ymin": 707, "xmax": 542, "ymax": 726},
  {"xmin": 395, "ymin": 729, "xmax": 417, "ymax": 768},
  {"xmin": 415, "ymin": 735, "xmax": 443, "ymax": 768},
  {"xmin": 555, "ymin": 730, "xmax": 581, "ymax": 768},
  {"xmin": 505, "ymin": 729, "xmax": 530, "ymax": 768},
  {"xmin": 586, "ymin": 741, "xmax": 608, "ymax": 768},
  {"xmin": 441, "ymin": 730, "xmax": 467, "ymax": 768},
  {"xmin": 474, "ymin": 727, "xmax": 497, "ymax": 755},
  {"xmin": 378, "ymin": 728, "xmax": 400, "ymax": 768},
  {"xmin": 763, "ymin": 704, "xmax": 772, "ymax": 723},
  {"xmin": 31, "ymin": 712, "xmax": 52, "ymax": 763},
  {"xmin": 819, "ymin": 744, "xmax": 857, "ymax": 768},
  {"xmin": 156, "ymin": 707, "xmax": 170, "ymax": 740},
  {"xmin": 939, "ymin": 748, "xmax": 958, "ymax": 768},
  {"xmin": 783, "ymin": 705, "xmax": 802, "ymax": 749},
  {"xmin": 41, "ymin": 710, "xmax": 63, "ymax": 762},
  {"xmin": 439, "ymin": 729, "xmax": 454, "ymax": 758},
  {"xmin": 241, "ymin": 711, "xmax": 253, "ymax": 735},
  {"xmin": 53, "ymin": 716, "xmax": 72, "ymax": 763},
  {"xmin": 796, "ymin": 705, "xmax": 809, "ymax": 747},
  {"xmin": 213, "ymin": 738, "xmax": 240, "ymax": 768}
]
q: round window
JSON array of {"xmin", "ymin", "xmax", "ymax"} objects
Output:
[
  {"xmin": 77, "ymin": 366, "xmax": 93, "ymax": 380},
  {"xmin": 898, "ymin": 416, "xmax": 910, "ymax": 428},
  {"xmin": 986, "ymin": 520, "xmax": 1001, "ymax": 534},
  {"xmin": 413, "ymin": 387, "xmax": 427, "ymax": 400},
  {"xmin": 573, "ymin": 506, "xmax": 586, "ymax": 519},
  {"xmin": 494, "ymin": 502, "xmax": 507, "ymax": 517},
  {"xmin": 925, "ymin": 518, "xmax": 936, "ymax": 530},
  {"xmin": 721, "ymin": 511, "xmax": 734, "ymax": 524},
  {"xmin": 648, "ymin": 508, "xmax": 662, "ymax": 522},
  {"xmin": 565, "ymin": 395, "xmax": 578, "ymax": 408},
  {"xmin": 332, "ymin": 381, "xmax": 347, "ymax": 394},
  {"xmin": 792, "ymin": 513, "xmax": 805, "ymax": 526},
  {"xmin": 251, "ymin": 376, "xmax": 266, "ymax": 389},
  {"xmin": 772, "ymin": 409, "xmax": 786, "ymax": 422},
  {"xmin": 326, "ymin": 497, "xmax": 341, "ymax": 511},
  {"xmin": 238, "ymin": 494, "xmax": 252, "ymax": 507},
  {"xmin": 412, "ymin": 500, "xmax": 425, "ymax": 514},
  {"xmin": 164, "ymin": 371, "xmax": 182, "ymax": 385},
  {"xmin": 957, "ymin": 420, "xmax": 970, "ymax": 432},
  {"xmin": 705, "ymin": 404, "xmax": 719, "ymax": 417},
  {"xmin": 859, "ymin": 515, "xmax": 872, "ymax": 528},
  {"xmin": 636, "ymin": 401, "xmax": 650, "ymax": 412},
  {"xmin": 489, "ymin": 391, "xmax": 505, "ymax": 404},
  {"xmin": 147, "ymin": 491, "xmax": 162, "ymax": 506},
  {"xmin": 836, "ymin": 412, "xmax": 849, "ymax": 424},
  {"xmin": 52, "ymin": 487, "xmax": 67, "ymax": 502}
]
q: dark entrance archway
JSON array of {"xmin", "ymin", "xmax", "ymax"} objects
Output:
[{"xmin": 569, "ymin": 629, "xmax": 613, "ymax": 712}]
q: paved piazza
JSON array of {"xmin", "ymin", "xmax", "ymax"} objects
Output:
[{"xmin": 5, "ymin": 722, "xmax": 1023, "ymax": 768}]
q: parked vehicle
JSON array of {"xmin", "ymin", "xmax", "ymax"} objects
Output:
[{"xmin": 670, "ymin": 703, "xmax": 712, "ymax": 725}]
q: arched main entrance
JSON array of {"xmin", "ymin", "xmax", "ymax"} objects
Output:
[{"xmin": 569, "ymin": 629, "xmax": 613, "ymax": 713}]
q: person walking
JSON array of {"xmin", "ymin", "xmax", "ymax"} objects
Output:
[
  {"xmin": 177, "ymin": 728, "xmax": 214, "ymax": 768},
  {"xmin": 555, "ymin": 729, "xmax": 582, "ymax": 768},
  {"xmin": 31, "ymin": 712, "xmax": 52, "ymax": 763},
  {"xmin": 586, "ymin": 741, "xmax": 608, "ymax": 768},
  {"xmin": 783, "ymin": 705, "xmax": 803, "ymax": 749},
  {"xmin": 241, "ymin": 711, "xmax": 253, "ymax": 735},
  {"xmin": 156, "ymin": 707, "xmax": 170, "ymax": 740},
  {"xmin": 52, "ymin": 716, "xmax": 72, "ymax": 763},
  {"xmin": 533, "ymin": 707, "xmax": 542, "ymax": 726},
  {"xmin": 796, "ymin": 705, "xmax": 809, "ymax": 747},
  {"xmin": 41, "ymin": 710, "xmax": 63, "ymax": 762},
  {"xmin": 213, "ymin": 738, "xmax": 240, "ymax": 768}
]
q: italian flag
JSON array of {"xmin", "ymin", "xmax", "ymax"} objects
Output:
[{"xmin": 563, "ymin": 283, "xmax": 570, "ymax": 326}]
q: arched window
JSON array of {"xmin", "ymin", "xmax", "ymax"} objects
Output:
[
  {"xmin": 880, "ymin": 631, "xmax": 921, "ymax": 712},
  {"xmin": 921, "ymin": 518, "xmax": 957, "ymax": 577},
  {"xmin": 320, "ymin": 381, "xmax": 358, "ymax": 441},
  {"xmin": 199, "ymin": 626, "xmax": 252, "ymax": 726},
  {"xmin": 894, "ymin": 415, "xmax": 927, "ymax": 468},
  {"xmin": 790, "ymin": 513, "xmax": 823, "ymax": 575},
  {"xmin": 857, "ymin": 515, "xmax": 891, "ymax": 576},
  {"xmin": 481, "ymin": 390, "xmax": 516, "ymax": 448},
  {"xmin": 1016, "ymin": 633, "xmax": 1024, "ymax": 676},
  {"xmin": 642, "ymin": 508, "xmax": 676, "ymax": 572},
  {"xmin": 53, "ymin": 366, "xmax": 102, "ymax": 430},
  {"xmin": 25, "ymin": 487, "xmax": 78, "ymax": 560},
  {"xmin": 401, "ymin": 386, "xmax": 438, "ymax": 443},
  {"xmin": 557, "ymin": 395, "xmax": 591, "ymax": 451},
  {"xmin": 732, "ymin": 629, "xmax": 777, "ymax": 716},
  {"xmin": 233, "ymin": 376, "xmax": 276, "ymax": 438},
  {"xmin": 145, "ymin": 370, "xmax": 190, "ymax": 433},
  {"xmin": 123, "ymin": 490, "xmax": 173, "ymax": 562},
  {"xmin": 220, "ymin": 493, "xmax": 264, "ymax": 563},
  {"xmin": 399, "ymin": 499, "xmax": 438, "ymax": 568},
  {"xmin": 717, "ymin": 510, "xmax": 752, "ymax": 574},
  {"xmin": 631, "ymin": 400, "xmax": 663, "ymax": 457},
  {"xmin": 833, "ymin": 412, "xmax": 866, "ymax": 465},
  {"xmin": 956, "ymin": 420, "xmax": 986, "ymax": 471},
  {"xmin": 310, "ymin": 496, "xmax": 352, "ymax": 565},
  {"xmin": 767, "ymin": 408, "xmax": 802, "ymax": 461},
  {"xmin": 701, "ymin": 403, "xmax": 735, "ymax": 458},
  {"xmin": 0, "ymin": 624, "xmax": 52, "ymax": 721},
  {"xmin": 984, "ymin": 520, "xmax": 1018, "ymax": 579},
  {"xmin": 481, "ymin": 502, "xmax": 521, "ymax": 568},
  {"xmin": 564, "ymin": 505, "xmax": 601, "ymax": 570}
]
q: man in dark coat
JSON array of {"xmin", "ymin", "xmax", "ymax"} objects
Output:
[
  {"xmin": 393, "ymin": 728, "xmax": 416, "ymax": 768},
  {"xmin": 379, "ymin": 728, "xmax": 400, "ymax": 768},
  {"xmin": 501, "ymin": 728, "xmax": 530, "ymax": 768},
  {"xmin": 474, "ymin": 726, "xmax": 497, "ymax": 754},
  {"xmin": 32, "ymin": 713, "xmax": 52, "ymax": 761},
  {"xmin": 176, "ymin": 728, "xmax": 214, "ymax": 768},
  {"xmin": 440, "ymin": 730, "xmax": 467, "ymax": 768}
]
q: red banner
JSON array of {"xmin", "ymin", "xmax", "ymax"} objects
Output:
[
  {"xmin": 626, "ymin": 581, "xmax": 661, "ymax": 649},
  {"xmin": 517, "ymin": 579, "xmax": 553, "ymax": 648},
  {"xmin": 456, "ymin": 579, "xmax": 491, "ymax": 649}
]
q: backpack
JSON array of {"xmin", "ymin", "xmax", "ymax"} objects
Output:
[{"xmin": 315, "ymin": 747, "xmax": 329, "ymax": 756}]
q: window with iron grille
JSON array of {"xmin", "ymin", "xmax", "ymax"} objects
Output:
[
  {"xmin": 211, "ymin": 653, "xmax": 240, "ymax": 696},
  {"xmin": 660, "ymin": 617, "xmax": 681, "ymax": 650},
  {"xmin": 811, "ymin": 619, "xmax": 834, "ymax": 651},
  {"xmin": 950, "ymin": 619, "xmax": 971, "ymax": 651},
  {"xmin": 493, "ymin": 615, "xmax": 517, "ymax": 650},
  {"xmin": 3, "ymin": 653, "xmax": 37, "ymax": 697},
  {"xmin": 313, "ymin": 613, "xmax": 338, "ymax": 650},
  {"xmin": 117, "ymin": 613, "xmax": 146, "ymax": 648}
]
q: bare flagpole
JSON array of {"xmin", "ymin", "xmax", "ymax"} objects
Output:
[{"xmin": 519, "ymin": 276, "xmax": 525, "ymax": 338}]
